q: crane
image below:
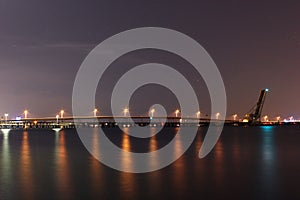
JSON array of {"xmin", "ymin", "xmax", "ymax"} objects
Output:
[{"xmin": 243, "ymin": 89, "xmax": 269, "ymax": 124}]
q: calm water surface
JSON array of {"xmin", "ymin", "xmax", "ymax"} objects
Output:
[{"xmin": 1, "ymin": 126, "xmax": 300, "ymax": 200}]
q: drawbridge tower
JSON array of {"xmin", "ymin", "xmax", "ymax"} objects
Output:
[{"xmin": 243, "ymin": 89, "xmax": 269, "ymax": 124}]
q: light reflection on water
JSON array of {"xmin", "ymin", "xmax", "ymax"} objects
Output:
[
  {"xmin": 90, "ymin": 128, "xmax": 104, "ymax": 198},
  {"xmin": 259, "ymin": 126, "xmax": 278, "ymax": 199},
  {"xmin": 232, "ymin": 131, "xmax": 241, "ymax": 166},
  {"xmin": 0, "ymin": 126, "xmax": 300, "ymax": 199},
  {"xmin": 172, "ymin": 129, "xmax": 187, "ymax": 195},
  {"xmin": 147, "ymin": 128, "xmax": 162, "ymax": 196},
  {"xmin": 0, "ymin": 130, "xmax": 12, "ymax": 199},
  {"xmin": 20, "ymin": 131, "xmax": 34, "ymax": 199},
  {"xmin": 55, "ymin": 131, "xmax": 73, "ymax": 199},
  {"xmin": 214, "ymin": 140, "xmax": 224, "ymax": 187},
  {"xmin": 149, "ymin": 127, "xmax": 159, "ymax": 170},
  {"xmin": 261, "ymin": 126, "xmax": 276, "ymax": 163},
  {"xmin": 119, "ymin": 128, "xmax": 137, "ymax": 200}
]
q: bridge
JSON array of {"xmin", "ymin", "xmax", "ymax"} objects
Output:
[
  {"xmin": 0, "ymin": 115, "xmax": 297, "ymax": 132},
  {"xmin": 0, "ymin": 116, "xmax": 213, "ymax": 130},
  {"xmin": 0, "ymin": 88, "xmax": 297, "ymax": 131}
]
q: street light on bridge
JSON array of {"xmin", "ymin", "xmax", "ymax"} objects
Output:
[
  {"xmin": 150, "ymin": 108, "xmax": 155, "ymax": 118},
  {"xmin": 60, "ymin": 110, "xmax": 64, "ymax": 118},
  {"xmin": 196, "ymin": 111, "xmax": 201, "ymax": 118},
  {"xmin": 233, "ymin": 114, "xmax": 238, "ymax": 121},
  {"xmin": 123, "ymin": 108, "xmax": 129, "ymax": 117},
  {"xmin": 175, "ymin": 109, "xmax": 180, "ymax": 118},
  {"xmin": 56, "ymin": 115, "xmax": 59, "ymax": 124},
  {"xmin": 93, "ymin": 108, "xmax": 98, "ymax": 117},
  {"xmin": 4, "ymin": 113, "xmax": 8, "ymax": 123},
  {"xmin": 276, "ymin": 116, "xmax": 281, "ymax": 122},
  {"xmin": 24, "ymin": 110, "xmax": 28, "ymax": 119}
]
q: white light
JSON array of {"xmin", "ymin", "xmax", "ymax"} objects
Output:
[
  {"xmin": 93, "ymin": 108, "xmax": 98, "ymax": 117},
  {"xmin": 56, "ymin": 115, "xmax": 59, "ymax": 124},
  {"xmin": 123, "ymin": 108, "xmax": 129, "ymax": 117},
  {"xmin": 196, "ymin": 111, "xmax": 201, "ymax": 118},
  {"xmin": 60, "ymin": 110, "xmax": 64, "ymax": 118},
  {"xmin": 233, "ymin": 114, "xmax": 238, "ymax": 121},
  {"xmin": 175, "ymin": 109, "xmax": 180, "ymax": 117},
  {"xmin": 243, "ymin": 119, "xmax": 249, "ymax": 123},
  {"xmin": 4, "ymin": 113, "xmax": 8, "ymax": 122},
  {"xmin": 24, "ymin": 110, "xmax": 28, "ymax": 119},
  {"xmin": 150, "ymin": 108, "xmax": 155, "ymax": 118}
]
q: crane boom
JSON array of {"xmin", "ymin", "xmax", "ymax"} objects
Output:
[{"xmin": 244, "ymin": 89, "xmax": 269, "ymax": 124}]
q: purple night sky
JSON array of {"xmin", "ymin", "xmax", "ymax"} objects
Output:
[{"xmin": 0, "ymin": 1, "xmax": 299, "ymax": 119}]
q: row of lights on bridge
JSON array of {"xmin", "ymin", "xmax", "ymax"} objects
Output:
[
  {"xmin": 2, "ymin": 109, "xmax": 286, "ymax": 122},
  {"xmin": 2, "ymin": 109, "xmax": 213, "ymax": 120}
]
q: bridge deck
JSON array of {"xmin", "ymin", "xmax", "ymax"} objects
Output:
[{"xmin": 0, "ymin": 116, "xmax": 296, "ymax": 130}]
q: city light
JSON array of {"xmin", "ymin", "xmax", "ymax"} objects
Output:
[
  {"xmin": 123, "ymin": 108, "xmax": 129, "ymax": 117},
  {"xmin": 60, "ymin": 110, "xmax": 64, "ymax": 118},
  {"xmin": 264, "ymin": 115, "xmax": 268, "ymax": 122},
  {"xmin": 196, "ymin": 111, "xmax": 201, "ymax": 118},
  {"xmin": 4, "ymin": 113, "xmax": 8, "ymax": 123},
  {"xmin": 94, "ymin": 108, "xmax": 98, "ymax": 117},
  {"xmin": 283, "ymin": 116, "xmax": 298, "ymax": 123},
  {"xmin": 150, "ymin": 108, "xmax": 155, "ymax": 118},
  {"xmin": 276, "ymin": 116, "xmax": 281, "ymax": 121},
  {"xmin": 24, "ymin": 110, "xmax": 28, "ymax": 119},
  {"xmin": 216, "ymin": 112, "xmax": 220, "ymax": 120},
  {"xmin": 56, "ymin": 115, "xmax": 59, "ymax": 124},
  {"xmin": 175, "ymin": 109, "xmax": 180, "ymax": 117},
  {"xmin": 233, "ymin": 114, "xmax": 238, "ymax": 121}
]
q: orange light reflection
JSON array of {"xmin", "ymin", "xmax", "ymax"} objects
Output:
[{"xmin": 20, "ymin": 131, "xmax": 35, "ymax": 199}]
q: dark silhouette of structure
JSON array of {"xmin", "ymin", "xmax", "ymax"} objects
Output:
[{"xmin": 243, "ymin": 89, "xmax": 269, "ymax": 124}]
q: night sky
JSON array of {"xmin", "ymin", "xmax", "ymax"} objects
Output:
[{"xmin": 0, "ymin": 1, "xmax": 299, "ymax": 119}]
